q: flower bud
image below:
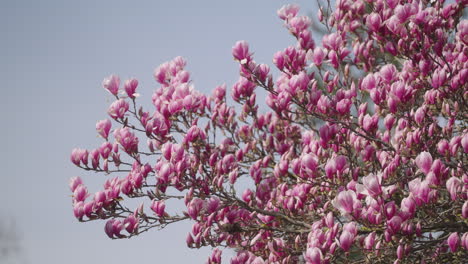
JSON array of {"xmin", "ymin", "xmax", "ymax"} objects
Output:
[
  {"xmin": 312, "ymin": 47, "xmax": 325, "ymax": 65},
  {"xmin": 448, "ymin": 232, "xmax": 459, "ymax": 252}
]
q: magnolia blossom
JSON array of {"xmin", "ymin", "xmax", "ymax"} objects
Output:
[
  {"xmin": 361, "ymin": 173, "xmax": 382, "ymax": 197},
  {"xmin": 332, "ymin": 190, "xmax": 359, "ymax": 216},
  {"xmin": 96, "ymin": 119, "xmax": 111, "ymax": 140},
  {"xmin": 447, "ymin": 232, "xmax": 459, "ymax": 252},
  {"xmin": 446, "ymin": 177, "xmax": 461, "ymax": 201},
  {"xmin": 150, "ymin": 200, "xmax": 166, "ymax": 217},
  {"xmin": 124, "ymin": 78, "xmax": 139, "ymax": 98},
  {"xmin": 304, "ymin": 247, "xmax": 322, "ymax": 264},
  {"xmin": 102, "ymin": 74, "xmax": 120, "ymax": 95},
  {"xmin": 415, "ymin": 151, "xmax": 433, "ymax": 174},
  {"xmin": 107, "ymin": 99, "xmax": 129, "ymax": 119},
  {"xmin": 232, "ymin": 41, "xmax": 250, "ymax": 63}
]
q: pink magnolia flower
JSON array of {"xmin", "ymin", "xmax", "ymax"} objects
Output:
[
  {"xmin": 123, "ymin": 214, "xmax": 139, "ymax": 234},
  {"xmin": 158, "ymin": 163, "xmax": 174, "ymax": 183},
  {"xmin": 408, "ymin": 178, "xmax": 431, "ymax": 205},
  {"xmin": 89, "ymin": 149, "xmax": 100, "ymax": 169},
  {"xmin": 414, "ymin": 106, "xmax": 426, "ymax": 125},
  {"xmin": 397, "ymin": 244, "xmax": 404, "ymax": 260},
  {"xmin": 387, "ymin": 215, "xmax": 403, "ymax": 234},
  {"xmin": 304, "ymin": 247, "xmax": 322, "ymax": 264},
  {"xmin": 361, "ymin": 73, "xmax": 377, "ymax": 90},
  {"xmin": 105, "ymin": 219, "xmax": 124, "ymax": 238},
  {"xmin": 288, "ymin": 72, "xmax": 308, "ymax": 94},
  {"xmin": 232, "ymin": 41, "xmax": 250, "ymax": 63},
  {"xmin": 187, "ymin": 198, "xmax": 204, "ymax": 220},
  {"xmin": 206, "ymin": 197, "xmax": 220, "ymax": 213},
  {"xmin": 277, "ymin": 4, "xmax": 299, "ymax": 20},
  {"xmin": 73, "ymin": 185, "xmax": 88, "ymax": 203},
  {"xmin": 325, "ymin": 159, "xmax": 337, "ymax": 179},
  {"xmin": 301, "ymin": 154, "xmax": 317, "ymax": 178},
  {"xmin": 401, "ymin": 196, "xmax": 416, "ymax": 216},
  {"xmin": 437, "ymin": 139, "xmax": 449, "ymax": 155},
  {"xmin": 335, "ymin": 155, "xmax": 347, "ymax": 172},
  {"xmin": 366, "ymin": 13, "xmax": 382, "ymax": 32},
  {"xmin": 339, "ymin": 230, "xmax": 355, "ymax": 252},
  {"xmin": 394, "ymin": 4, "xmax": 417, "ymax": 23},
  {"xmin": 384, "ymin": 201, "xmax": 396, "ymax": 219},
  {"xmin": 384, "ymin": 114, "xmax": 395, "ymax": 130},
  {"xmin": 288, "ymin": 16, "xmax": 311, "ymax": 35},
  {"xmin": 69, "ymin": 176, "xmax": 83, "ymax": 192},
  {"xmin": 446, "ymin": 176, "xmax": 461, "ymax": 201},
  {"xmin": 150, "ymin": 200, "xmax": 165, "ymax": 217},
  {"xmin": 212, "ymin": 84, "xmax": 226, "ymax": 103},
  {"xmin": 73, "ymin": 201, "xmax": 84, "ymax": 218},
  {"xmin": 431, "ymin": 69, "xmax": 446, "ymax": 89},
  {"xmin": 70, "ymin": 148, "xmax": 86, "ymax": 166},
  {"xmin": 362, "ymin": 114, "xmax": 378, "ymax": 132},
  {"xmin": 107, "ymin": 99, "xmax": 129, "ymax": 119},
  {"xmin": 415, "ymin": 152, "xmax": 433, "ymax": 175},
  {"xmin": 232, "ymin": 77, "xmax": 256, "ymax": 101},
  {"xmin": 332, "ymin": 190, "xmax": 359, "ymax": 216},
  {"xmin": 113, "ymin": 128, "xmax": 139, "ymax": 154},
  {"xmin": 364, "ymin": 232, "xmax": 376, "ymax": 250},
  {"xmin": 185, "ymin": 125, "xmax": 204, "ymax": 143},
  {"xmin": 102, "ymin": 74, "xmax": 120, "ymax": 95},
  {"xmin": 343, "ymin": 222, "xmax": 357, "ymax": 236},
  {"xmin": 153, "ymin": 62, "xmax": 169, "ymax": 84},
  {"xmin": 99, "ymin": 142, "xmax": 112, "ymax": 159},
  {"xmin": 322, "ymin": 33, "xmax": 342, "ymax": 51},
  {"xmin": 379, "ymin": 64, "xmax": 397, "ymax": 84},
  {"xmin": 447, "ymin": 232, "xmax": 459, "ymax": 252},
  {"xmin": 273, "ymin": 51, "xmax": 285, "ymax": 70},
  {"xmin": 96, "ymin": 119, "xmax": 111, "ymax": 140},
  {"xmin": 124, "ymin": 78, "xmax": 138, "ymax": 98},
  {"xmin": 94, "ymin": 191, "xmax": 106, "ymax": 205},
  {"xmin": 242, "ymin": 189, "xmax": 252, "ymax": 203},
  {"xmin": 208, "ymin": 248, "xmax": 222, "ymax": 264},
  {"xmin": 362, "ymin": 173, "xmax": 382, "ymax": 197},
  {"xmin": 312, "ymin": 47, "xmax": 325, "ymax": 65},
  {"xmin": 336, "ymin": 98, "xmax": 351, "ymax": 115},
  {"xmin": 254, "ymin": 64, "xmax": 270, "ymax": 83}
]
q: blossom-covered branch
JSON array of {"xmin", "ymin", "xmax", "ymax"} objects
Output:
[{"xmin": 69, "ymin": 0, "xmax": 468, "ymax": 263}]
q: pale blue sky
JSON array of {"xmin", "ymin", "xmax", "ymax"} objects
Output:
[{"xmin": 1, "ymin": 1, "xmax": 315, "ymax": 263}]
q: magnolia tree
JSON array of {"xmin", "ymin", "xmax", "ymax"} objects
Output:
[{"xmin": 69, "ymin": 0, "xmax": 468, "ymax": 263}]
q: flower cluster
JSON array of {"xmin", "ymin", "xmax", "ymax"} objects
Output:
[{"xmin": 70, "ymin": 1, "xmax": 468, "ymax": 263}]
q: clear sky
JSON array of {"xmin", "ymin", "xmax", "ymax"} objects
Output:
[{"xmin": 0, "ymin": 0, "xmax": 315, "ymax": 263}]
